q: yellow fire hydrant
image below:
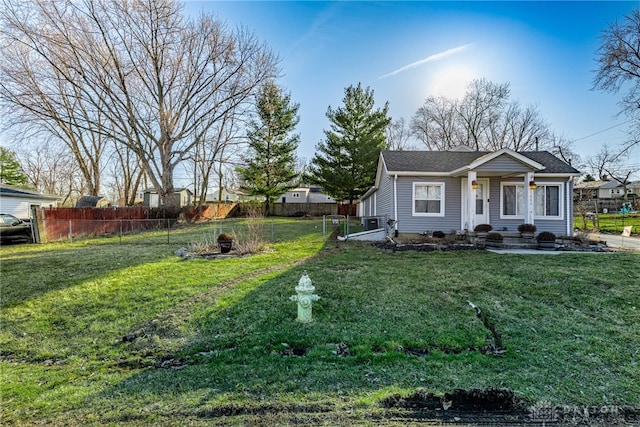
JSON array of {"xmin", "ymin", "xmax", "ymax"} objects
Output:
[{"xmin": 289, "ymin": 271, "xmax": 320, "ymax": 323}]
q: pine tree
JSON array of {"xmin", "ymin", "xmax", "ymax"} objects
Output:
[
  {"xmin": 238, "ymin": 82, "xmax": 300, "ymax": 214},
  {"xmin": 0, "ymin": 147, "xmax": 29, "ymax": 187},
  {"xmin": 308, "ymin": 83, "xmax": 391, "ymax": 206}
]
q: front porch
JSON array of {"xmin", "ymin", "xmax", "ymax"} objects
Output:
[{"xmin": 469, "ymin": 231, "xmax": 538, "ymax": 249}]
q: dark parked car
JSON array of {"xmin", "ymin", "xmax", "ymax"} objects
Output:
[{"xmin": 0, "ymin": 213, "xmax": 32, "ymax": 244}]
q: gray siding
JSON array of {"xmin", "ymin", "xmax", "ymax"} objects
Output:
[
  {"xmin": 487, "ymin": 177, "xmax": 571, "ymax": 235},
  {"xmin": 362, "ymin": 166, "xmax": 394, "ymax": 218},
  {"xmin": 475, "ymin": 156, "xmax": 532, "ymax": 173},
  {"xmin": 396, "ymin": 176, "xmax": 461, "ymax": 233},
  {"xmin": 377, "ymin": 171, "xmax": 393, "ymax": 218}
]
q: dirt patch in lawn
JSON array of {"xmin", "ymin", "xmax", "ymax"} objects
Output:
[
  {"xmin": 119, "ymin": 389, "xmax": 639, "ymax": 426},
  {"xmin": 377, "ymin": 388, "xmax": 639, "ymax": 426},
  {"xmin": 121, "ymin": 257, "xmax": 313, "ymax": 355}
]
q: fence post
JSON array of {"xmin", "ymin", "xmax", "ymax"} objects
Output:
[
  {"xmin": 167, "ymin": 218, "xmax": 170, "ymax": 244},
  {"xmin": 119, "ymin": 220, "xmax": 123, "ymax": 245},
  {"xmin": 68, "ymin": 219, "xmax": 73, "ymax": 243},
  {"xmin": 322, "ymin": 215, "xmax": 326, "ymax": 239}
]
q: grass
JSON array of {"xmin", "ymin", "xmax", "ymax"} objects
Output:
[
  {"xmin": 575, "ymin": 213, "xmax": 640, "ymax": 235},
  {"xmin": 1, "ymin": 218, "xmax": 639, "ymax": 425}
]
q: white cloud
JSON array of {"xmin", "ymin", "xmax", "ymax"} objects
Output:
[{"xmin": 378, "ymin": 43, "xmax": 474, "ymax": 80}]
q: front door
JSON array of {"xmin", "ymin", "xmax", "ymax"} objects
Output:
[{"xmin": 462, "ymin": 179, "xmax": 489, "ymax": 229}]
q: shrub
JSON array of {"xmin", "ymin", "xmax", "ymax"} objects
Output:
[
  {"xmin": 486, "ymin": 232, "xmax": 503, "ymax": 241},
  {"xmin": 518, "ymin": 223, "xmax": 537, "ymax": 233},
  {"xmin": 217, "ymin": 232, "xmax": 234, "ymax": 242},
  {"xmin": 474, "ymin": 224, "xmax": 493, "ymax": 232},
  {"xmin": 536, "ymin": 231, "xmax": 556, "ymax": 242},
  {"xmin": 432, "ymin": 230, "xmax": 446, "ymax": 238}
]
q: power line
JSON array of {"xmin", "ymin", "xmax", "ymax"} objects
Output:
[{"xmin": 572, "ymin": 119, "xmax": 633, "ymax": 143}]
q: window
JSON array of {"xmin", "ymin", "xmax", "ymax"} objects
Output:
[
  {"xmin": 292, "ymin": 192, "xmax": 301, "ymax": 198},
  {"xmin": 501, "ymin": 182, "xmax": 563, "ymax": 219},
  {"xmin": 534, "ymin": 184, "xmax": 561, "ymax": 218},
  {"xmin": 501, "ymin": 184, "xmax": 524, "ymax": 217},
  {"xmin": 413, "ymin": 182, "xmax": 444, "ymax": 216}
]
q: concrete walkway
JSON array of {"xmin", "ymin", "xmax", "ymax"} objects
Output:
[{"xmin": 487, "ymin": 233, "xmax": 640, "ymax": 254}]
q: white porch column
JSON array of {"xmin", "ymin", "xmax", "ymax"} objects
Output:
[
  {"xmin": 467, "ymin": 171, "xmax": 477, "ymax": 231},
  {"xmin": 524, "ymin": 172, "xmax": 535, "ymax": 225}
]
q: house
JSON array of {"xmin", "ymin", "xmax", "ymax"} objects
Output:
[
  {"xmin": 596, "ymin": 180, "xmax": 635, "ymax": 199},
  {"xmin": 205, "ymin": 188, "xmax": 264, "ymax": 203},
  {"xmin": 573, "ymin": 180, "xmax": 606, "ymax": 201},
  {"xmin": 360, "ymin": 147, "xmax": 581, "ymax": 237},
  {"xmin": 0, "ymin": 184, "xmax": 60, "ymax": 219},
  {"xmin": 278, "ymin": 186, "xmax": 335, "ymax": 204},
  {"xmin": 142, "ymin": 188, "xmax": 192, "ymax": 208},
  {"xmin": 574, "ymin": 179, "xmax": 635, "ymax": 200}
]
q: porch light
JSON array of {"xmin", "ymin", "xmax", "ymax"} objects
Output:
[
  {"xmin": 471, "ymin": 180, "xmax": 479, "ymax": 190},
  {"xmin": 529, "ymin": 180, "xmax": 537, "ymax": 190}
]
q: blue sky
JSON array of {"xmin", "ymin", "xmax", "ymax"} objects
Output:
[{"xmin": 186, "ymin": 0, "xmax": 640, "ymax": 177}]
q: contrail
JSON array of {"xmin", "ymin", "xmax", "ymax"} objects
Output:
[{"xmin": 378, "ymin": 43, "xmax": 474, "ymax": 79}]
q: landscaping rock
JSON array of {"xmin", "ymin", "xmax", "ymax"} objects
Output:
[{"xmin": 174, "ymin": 247, "xmax": 188, "ymax": 257}]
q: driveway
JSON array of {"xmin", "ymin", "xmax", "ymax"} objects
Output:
[{"xmin": 587, "ymin": 232, "xmax": 640, "ymax": 252}]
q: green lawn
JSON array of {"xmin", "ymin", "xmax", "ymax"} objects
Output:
[
  {"xmin": 1, "ymin": 218, "xmax": 639, "ymax": 425},
  {"xmin": 575, "ymin": 213, "xmax": 640, "ymax": 235}
]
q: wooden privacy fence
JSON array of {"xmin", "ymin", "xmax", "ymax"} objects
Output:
[
  {"xmin": 37, "ymin": 207, "xmax": 171, "ymax": 242},
  {"xmin": 36, "ymin": 204, "xmax": 238, "ymax": 242}
]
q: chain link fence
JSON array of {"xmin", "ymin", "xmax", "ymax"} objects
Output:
[{"xmin": 34, "ymin": 217, "xmax": 337, "ymax": 246}]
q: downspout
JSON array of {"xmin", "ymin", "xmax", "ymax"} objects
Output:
[
  {"xmin": 567, "ymin": 177, "xmax": 573, "ymax": 236},
  {"xmin": 393, "ymin": 174, "xmax": 398, "ymax": 236}
]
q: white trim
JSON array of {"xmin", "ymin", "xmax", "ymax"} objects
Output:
[
  {"xmin": 384, "ymin": 171, "xmax": 451, "ymax": 177},
  {"xmin": 450, "ymin": 148, "xmax": 546, "ymax": 175},
  {"xmin": 500, "ymin": 181, "xmax": 565, "ymax": 221},
  {"xmin": 533, "ymin": 182, "xmax": 564, "ymax": 220},
  {"xmin": 461, "ymin": 177, "xmax": 489, "ymax": 230},
  {"xmin": 393, "ymin": 175, "xmax": 398, "ymax": 231},
  {"xmin": 373, "ymin": 192, "xmax": 377, "ymax": 216},
  {"xmin": 500, "ymin": 182, "xmax": 525, "ymax": 220},
  {"xmin": 412, "ymin": 181, "xmax": 445, "ymax": 217},
  {"xmin": 566, "ymin": 178, "xmax": 572, "ymax": 235}
]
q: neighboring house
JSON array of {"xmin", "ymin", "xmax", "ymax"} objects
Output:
[
  {"xmin": 573, "ymin": 180, "xmax": 605, "ymax": 201},
  {"xmin": 360, "ymin": 147, "xmax": 581, "ymax": 237},
  {"xmin": 278, "ymin": 186, "xmax": 335, "ymax": 203},
  {"xmin": 142, "ymin": 188, "xmax": 192, "ymax": 208},
  {"xmin": 574, "ymin": 180, "xmax": 636, "ymax": 200},
  {"xmin": 0, "ymin": 184, "xmax": 60, "ymax": 219},
  {"xmin": 205, "ymin": 188, "xmax": 264, "ymax": 203},
  {"xmin": 596, "ymin": 180, "xmax": 635, "ymax": 199}
]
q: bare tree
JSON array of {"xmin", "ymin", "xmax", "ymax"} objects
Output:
[
  {"xmin": 104, "ymin": 143, "xmax": 145, "ymax": 206},
  {"xmin": 457, "ymin": 79, "xmax": 510, "ymax": 150},
  {"xmin": 0, "ymin": 0, "xmax": 279, "ymax": 206},
  {"xmin": 410, "ymin": 79, "xmax": 552, "ymax": 151},
  {"xmin": 547, "ymin": 134, "xmax": 582, "ymax": 169},
  {"xmin": 587, "ymin": 146, "xmax": 638, "ymax": 200},
  {"xmin": 387, "ymin": 117, "xmax": 419, "ymax": 151},
  {"xmin": 188, "ymin": 109, "xmax": 246, "ymax": 205},
  {"xmin": 17, "ymin": 139, "xmax": 85, "ymax": 205},
  {"xmin": 410, "ymin": 95, "xmax": 459, "ymax": 150},
  {"xmin": 593, "ymin": 8, "xmax": 640, "ymax": 153}
]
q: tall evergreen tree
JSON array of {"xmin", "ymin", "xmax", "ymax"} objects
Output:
[
  {"xmin": 308, "ymin": 83, "xmax": 391, "ymax": 206},
  {"xmin": 0, "ymin": 147, "xmax": 29, "ymax": 186},
  {"xmin": 238, "ymin": 82, "xmax": 300, "ymax": 214}
]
